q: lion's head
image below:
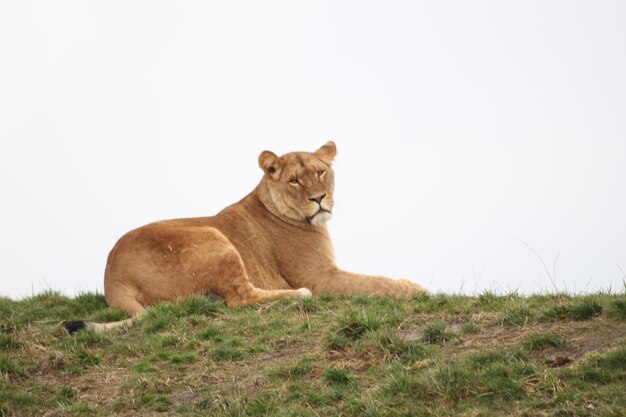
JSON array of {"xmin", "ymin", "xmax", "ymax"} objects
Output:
[{"xmin": 258, "ymin": 141, "xmax": 336, "ymax": 226}]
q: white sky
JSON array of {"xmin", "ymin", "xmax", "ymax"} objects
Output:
[{"xmin": 1, "ymin": 1, "xmax": 625, "ymax": 299}]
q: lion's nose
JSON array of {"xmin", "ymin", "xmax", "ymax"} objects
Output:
[{"xmin": 308, "ymin": 193, "xmax": 326, "ymax": 204}]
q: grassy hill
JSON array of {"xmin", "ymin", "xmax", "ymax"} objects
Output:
[{"xmin": 1, "ymin": 291, "xmax": 626, "ymax": 417}]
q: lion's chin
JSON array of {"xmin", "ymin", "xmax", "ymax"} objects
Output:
[{"xmin": 307, "ymin": 210, "xmax": 332, "ymax": 226}]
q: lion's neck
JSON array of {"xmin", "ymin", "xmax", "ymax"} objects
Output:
[{"xmin": 251, "ymin": 181, "xmax": 325, "ymax": 232}]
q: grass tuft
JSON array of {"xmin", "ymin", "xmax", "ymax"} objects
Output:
[
  {"xmin": 324, "ymin": 368, "xmax": 354, "ymax": 385},
  {"xmin": 571, "ymin": 298, "xmax": 603, "ymax": 321},
  {"xmin": 524, "ymin": 334, "xmax": 566, "ymax": 351},
  {"xmin": 211, "ymin": 346, "xmax": 244, "ymax": 362},
  {"xmin": 542, "ymin": 298, "xmax": 604, "ymax": 322},
  {"xmin": 180, "ymin": 295, "xmax": 223, "ymax": 316},
  {"xmin": 336, "ymin": 309, "xmax": 381, "ymax": 340},
  {"xmin": 460, "ymin": 322, "xmax": 482, "ymax": 334},
  {"xmin": 500, "ymin": 305, "xmax": 534, "ymax": 326},
  {"xmin": 369, "ymin": 329, "xmax": 431, "ymax": 362},
  {"xmin": 0, "ymin": 334, "xmax": 21, "ymax": 351},
  {"xmin": 140, "ymin": 393, "xmax": 173, "ymax": 412},
  {"xmin": 0, "ymin": 355, "xmax": 19, "ymax": 375},
  {"xmin": 610, "ymin": 299, "xmax": 626, "ymax": 320},
  {"xmin": 421, "ymin": 321, "xmax": 454, "ymax": 344}
]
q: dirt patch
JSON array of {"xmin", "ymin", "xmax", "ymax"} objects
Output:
[
  {"xmin": 171, "ymin": 390, "xmax": 204, "ymax": 406},
  {"xmin": 443, "ymin": 318, "xmax": 626, "ymax": 365},
  {"xmin": 72, "ymin": 368, "xmax": 130, "ymax": 406}
]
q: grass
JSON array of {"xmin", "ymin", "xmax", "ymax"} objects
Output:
[
  {"xmin": 324, "ymin": 368, "xmax": 354, "ymax": 385},
  {"xmin": 524, "ymin": 333, "xmax": 566, "ymax": 351},
  {"xmin": 421, "ymin": 321, "xmax": 455, "ymax": 344},
  {"xmin": 1, "ymin": 291, "xmax": 626, "ymax": 416}
]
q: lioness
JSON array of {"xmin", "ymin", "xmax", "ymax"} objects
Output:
[{"xmin": 64, "ymin": 141, "xmax": 425, "ymax": 333}]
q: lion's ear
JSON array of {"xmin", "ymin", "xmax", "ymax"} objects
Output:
[
  {"xmin": 258, "ymin": 150, "xmax": 282, "ymax": 180},
  {"xmin": 314, "ymin": 141, "xmax": 337, "ymax": 164}
]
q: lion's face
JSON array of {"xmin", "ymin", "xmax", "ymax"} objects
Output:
[{"xmin": 259, "ymin": 141, "xmax": 336, "ymax": 226}]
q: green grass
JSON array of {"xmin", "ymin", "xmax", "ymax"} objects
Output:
[
  {"xmin": 541, "ymin": 297, "xmax": 605, "ymax": 322},
  {"xmin": 422, "ymin": 321, "xmax": 455, "ymax": 344},
  {"xmin": 0, "ymin": 355, "xmax": 19, "ymax": 375},
  {"xmin": 324, "ymin": 368, "xmax": 354, "ymax": 385},
  {"xmin": 524, "ymin": 333, "xmax": 566, "ymax": 351},
  {"xmin": 1, "ymin": 291, "xmax": 626, "ymax": 416},
  {"xmin": 335, "ymin": 308, "xmax": 382, "ymax": 339}
]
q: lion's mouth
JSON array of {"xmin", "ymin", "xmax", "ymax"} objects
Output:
[{"xmin": 306, "ymin": 208, "xmax": 332, "ymax": 223}]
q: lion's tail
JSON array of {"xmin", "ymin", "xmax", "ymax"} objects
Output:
[
  {"xmin": 63, "ymin": 318, "xmax": 135, "ymax": 334},
  {"xmin": 64, "ymin": 284, "xmax": 147, "ymax": 334}
]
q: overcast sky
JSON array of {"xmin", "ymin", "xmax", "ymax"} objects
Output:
[{"xmin": 1, "ymin": 1, "xmax": 625, "ymax": 299}]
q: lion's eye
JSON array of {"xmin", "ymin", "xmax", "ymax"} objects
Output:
[
  {"xmin": 288, "ymin": 178, "xmax": 300, "ymax": 186},
  {"xmin": 317, "ymin": 170, "xmax": 326, "ymax": 178}
]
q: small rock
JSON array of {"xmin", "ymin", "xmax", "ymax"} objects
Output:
[{"xmin": 547, "ymin": 356, "xmax": 573, "ymax": 368}]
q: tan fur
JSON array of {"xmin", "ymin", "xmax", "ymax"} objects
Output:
[{"xmin": 87, "ymin": 142, "xmax": 424, "ymax": 331}]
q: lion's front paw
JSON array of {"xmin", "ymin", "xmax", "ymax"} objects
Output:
[{"xmin": 296, "ymin": 288, "xmax": 313, "ymax": 298}]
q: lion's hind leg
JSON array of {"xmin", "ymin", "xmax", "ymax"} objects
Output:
[
  {"xmin": 207, "ymin": 234, "xmax": 311, "ymax": 307},
  {"xmin": 214, "ymin": 257, "xmax": 313, "ymax": 307}
]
